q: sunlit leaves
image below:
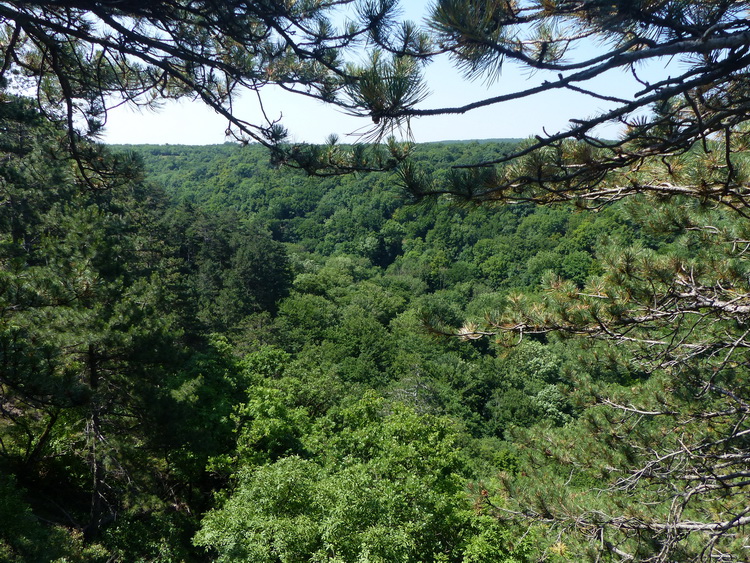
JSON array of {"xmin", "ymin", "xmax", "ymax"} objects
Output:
[{"xmin": 196, "ymin": 395, "xmax": 530, "ymax": 562}]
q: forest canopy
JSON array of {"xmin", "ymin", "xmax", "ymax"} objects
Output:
[{"xmin": 2, "ymin": 1, "xmax": 750, "ymax": 562}]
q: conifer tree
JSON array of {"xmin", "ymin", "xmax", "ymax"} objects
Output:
[
  {"xmin": 372, "ymin": 2, "xmax": 750, "ymax": 560},
  {"xmin": 0, "ymin": 95, "xmax": 190, "ymax": 551},
  {"xmin": 0, "ymin": 0, "xmax": 424, "ymax": 172}
]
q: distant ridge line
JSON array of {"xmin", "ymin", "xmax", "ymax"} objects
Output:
[{"xmin": 108, "ymin": 138, "xmax": 524, "ymax": 148}]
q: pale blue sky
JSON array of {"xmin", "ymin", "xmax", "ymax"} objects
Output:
[{"xmin": 101, "ymin": 1, "xmax": 664, "ymax": 145}]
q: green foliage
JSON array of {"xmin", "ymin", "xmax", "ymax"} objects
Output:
[
  {"xmin": 0, "ymin": 474, "xmax": 76, "ymax": 562},
  {"xmin": 9, "ymin": 1, "xmax": 750, "ymax": 560},
  {"xmin": 232, "ymin": 386, "xmax": 311, "ymax": 466},
  {"xmin": 196, "ymin": 395, "xmax": 531, "ymax": 562},
  {"xmin": 162, "ymin": 204, "xmax": 292, "ymax": 333},
  {"xmin": 0, "ymin": 98, "xmax": 285, "ymax": 559},
  {"xmin": 0, "ymin": 122, "xmax": 661, "ymax": 561}
]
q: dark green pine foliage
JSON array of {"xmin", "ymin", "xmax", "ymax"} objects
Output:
[
  {"xmin": 162, "ymin": 203, "xmax": 292, "ymax": 334},
  {"xmin": 0, "ymin": 98, "xmax": 286, "ymax": 561},
  {"xmin": 478, "ymin": 191, "xmax": 750, "ymax": 561},
  {"xmin": 0, "ymin": 96, "xmax": 189, "ymax": 558}
]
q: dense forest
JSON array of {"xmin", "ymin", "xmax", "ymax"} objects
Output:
[
  {"xmin": 0, "ymin": 96, "xmax": 685, "ymax": 562},
  {"xmin": 4, "ymin": 0, "xmax": 750, "ymax": 561}
]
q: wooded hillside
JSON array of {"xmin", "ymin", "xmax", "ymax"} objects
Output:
[{"xmin": 2, "ymin": 107, "xmax": 692, "ymax": 561}]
